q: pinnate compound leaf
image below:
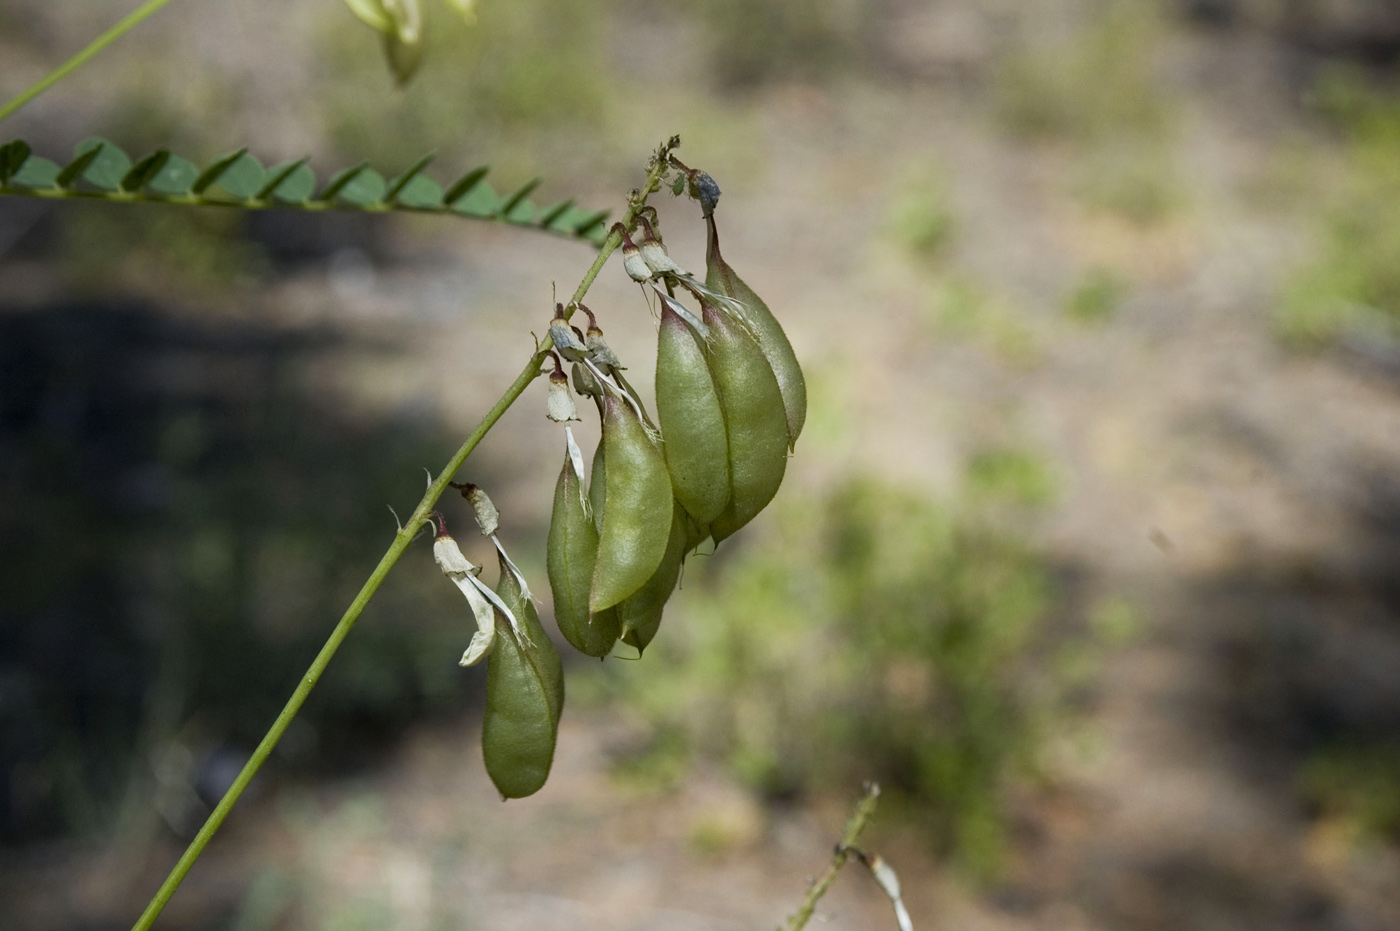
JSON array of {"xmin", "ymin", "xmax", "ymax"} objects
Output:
[
  {"xmin": 318, "ymin": 162, "xmax": 371, "ymax": 202},
  {"xmin": 385, "ymin": 153, "xmax": 436, "ymax": 201},
  {"xmin": 121, "ymin": 150, "xmax": 170, "ymax": 192},
  {"xmin": 393, "ymin": 174, "xmax": 443, "ymax": 208},
  {"xmin": 12, "ymin": 157, "xmax": 60, "ymax": 189},
  {"xmin": 453, "ymin": 179, "xmax": 499, "ymax": 218},
  {"xmin": 538, "ymin": 199, "xmax": 575, "ymax": 228},
  {"xmin": 55, "ymin": 145, "xmax": 103, "ymax": 189},
  {"xmin": 258, "ymin": 159, "xmax": 316, "ymax": 202},
  {"xmin": 500, "ymin": 177, "xmax": 541, "ymax": 221},
  {"xmin": 0, "ymin": 140, "xmax": 31, "ymax": 183},
  {"xmin": 571, "ymin": 208, "xmax": 611, "ymax": 238},
  {"xmin": 71, "ymin": 138, "xmax": 132, "ymax": 191},
  {"xmin": 209, "ymin": 152, "xmax": 265, "ymax": 199},
  {"xmin": 192, "ymin": 148, "xmax": 251, "ymax": 196},
  {"xmin": 148, "ymin": 154, "xmax": 199, "ymax": 195},
  {"xmin": 336, "ymin": 167, "xmax": 387, "ymax": 206},
  {"xmin": 444, "ymin": 166, "xmax": 489, "ymax": 206},
  {"xmin": 1, "ymin": 139, "xmax": 608, "ymax": 245}
]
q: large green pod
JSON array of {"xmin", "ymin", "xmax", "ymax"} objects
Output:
[
  {"xmin": 705, "ymin": 215, "xmax": 806, "ymax": 450},
  {"xmin": 617, "ymin": 502, "xmax": 687, "ymax": 656},
  {"xmin": 703, "ymin": 299, "xmax": 789, "ymax": 544},
  {"xmin": 482, "ymin": 551, "xmax": 565, "ymax": 799},
  {"xmin": 655, "ymin": 304, "xmax": 730, "ymax": 527},
  {"xmin": 546, "ymin": 432, "xmax": 620, "ymax": 657},
  {"xmin": 590, "ymin": 391, "xmax": 673, "ymax": 612},
  {"xmin": 589, "ymin": 440, "xmax": 607, "ymax": 533}
]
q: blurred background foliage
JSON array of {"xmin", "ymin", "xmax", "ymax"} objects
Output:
[
  {"xmin": 6, "ymin": 0, "xmax": 1400, "ymax": 928},
  {"xmin": 587, "ymin": 450, "xmax": 1132, "ymax": 882}
]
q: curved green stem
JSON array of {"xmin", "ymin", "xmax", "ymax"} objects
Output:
[
  {"xmin": 0, "ymin": 0, "xmax": 181, "ymax": 124},
  {"xmin": 782, "ymin": 783, "xmax": 882, "ymax": 931},
  {"xmin": 129, "ymin": 142, "xmax": 676, "ymax": 931}
]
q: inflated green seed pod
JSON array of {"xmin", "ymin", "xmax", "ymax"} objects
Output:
[
  {"xmin": 547, "ymin": 431, "xmax": 620, "ymax": 657},
  {"xmin": 612, "ymin": 368, "xmax": 657, "ymax": 432},
  {"xmin": 589, "ymin": 440, "xmax": 607, "ymax": 533},
  {"xmin": 590, "ymin": 390, "xmax": 673, "ymax": 612},
  {"xmin": 617, "ymin": 501, "xmax": 686, "ymax": 655},
  {"xmin": 705, "ymin": 215, "xmax": 806, "ymax": 450},
  {"xmin": 482, "ymin": 551, "xmax": 565, "ymax": 799},
  {"xmin": 703, "ymin": 298, "xmax": 789, "ymax": 544},
  {"xmin": 656, "ymin": 304, "xmax": 730, "ymax": 527}
]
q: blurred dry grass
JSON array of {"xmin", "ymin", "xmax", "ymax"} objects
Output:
[{"xmin": 5, "ymin": 2, "xmax": 1400, "ymax": 930}]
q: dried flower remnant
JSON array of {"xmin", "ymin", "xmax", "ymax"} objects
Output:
[
  {"xmin": 428, "ymin": 513, "xmax": 496, "ymax": 666},
  {"xmin": 612, "ymin": 222, "xmax": 655, "ymax": 283},
  {"xmin": 544, "ymin": 351, "xmax": 579, "ymax": 423}
]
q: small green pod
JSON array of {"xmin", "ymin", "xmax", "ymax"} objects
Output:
[
  {"xmin": 482, "ymin": 551, "xmax": 565, "ymax": 799},
  {"xmin": 590, "ymin": 391, "xmax": 674, "ymax": 612},
  {"xmin": 703, "ymin": 299, "xmax": 790, "ymax": 544},
  {"xmin": 656, "ymin": 304, "xmax": 731, "ymax": 527},
  {"xmin": 617, "ymin": 501, "xmax": 687, "ymax": 655},
  {"xmin": 705, "ymin": 215, "xmax": 806, "ymax": 451},
  {"xmin": 546, "ymin": 434, "xmax": 620, "ymax": 657}
]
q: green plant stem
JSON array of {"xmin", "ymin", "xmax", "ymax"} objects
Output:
[
  {"xmin": 782, "ymin": 783, "xmax": 882, "ymax": 931},
  {"xmin": 0, "ymin": 0, "xmax": 181, "ymax": 124},
  {"xmin": 130, "ymin": 144, "xmax": 675, "ymax": 931}
]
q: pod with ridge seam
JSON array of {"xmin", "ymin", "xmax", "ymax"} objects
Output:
[
  {"xmin": 482, "ymin": 550, "xmax": 565, "ymax": 799},
  {"xmin": 546, "ymin": 430, "xmax": 620, "ymax": 657},
  {"xmin": 702, "ymin": 296, "xmax": 789, "ymax": 544},
  {"xmin": 590, "ymin": 388, "xmax": 673, "ymax": 612},
  {"xmin": 705, "ymin": 215, "xmax": 806, "ymax": 451},
  {"xmin": 655, "ymin": 303, "xmax": 730, "ymax": 527}
]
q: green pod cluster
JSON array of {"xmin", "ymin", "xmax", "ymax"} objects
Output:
[
  {"xmin": 617, "ymin": 502, "xmax": 687, "ymax": 655},
  {"xmin": 482, "ymin": 551, "xmax": 565, "ymax": 799},
  {"xmin": 701, "ymin": 296, "xmax": 789, "ymax": 544},
  {"xmin": 546, "ymin": 432, "xmax": 620, "ymax": 657},
  {"xmin": 705, "ymin": 215, "xmax": 807, "ymax": 451},
  {"xmin": 654, "ymin": 304, "xmax": 730, "ymax": 528},
  {"xmin": 590, "ymin": 390, "xmax": 674, "ymax": 612}
]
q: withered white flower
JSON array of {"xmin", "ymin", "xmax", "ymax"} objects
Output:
[{"xmin": 431, "ymin": 526, "xmax": 495, "ymax": 666}]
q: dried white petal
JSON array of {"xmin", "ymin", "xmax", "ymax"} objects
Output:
[
  {"xmin": 547, "ymin": 377, "xmax": 579, "ymax": 422},
  {"xmin": 433, "ymin": 534, "xmax": 476, "ymax": 577},
  {"xmin": 572, "ymin": 361, "xmax": 602, "ymax": 397},
  {"xmin": 652, "ymin": 286, "xmax": 709, "ymax": 338},
  {"xmin": 550, "ymin": 323, "xmax": 589, "ymax": 363},
  {"xmin": 491, "ymin": 534, "xmax": 535, "ymax": 603},
  {"xmin": 863, "ymin": 854, "xmax": 912, "ymax": 931},
  {"xmin": 640, "ymin": 240, "xmax": 687, "ymax": 277},
  {"xmin": 622, "ymin": 245, "xmax": 653, "ymax": 283},
  {"xmin": 465, "ymin": 485, "xmax": 499, "ymax": 536},
  {"xmin": 452, "ymin": 575, "xmax": 497, "ymax": 666},
  {"xmin": 434, "ymin": 530, "xmax": 495, "ymax": 665},
  {"xmin": 464, "ymin": 572, "xmax": 532, "ymax": 647},
  {"xmin": 585, "ymin": 334, "xmax": 621, "ymax": 371}
]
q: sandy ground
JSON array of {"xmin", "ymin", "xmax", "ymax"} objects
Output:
[{"xmin": 5, "ymin": 4, "xmax": 1400, "ymax": 930}]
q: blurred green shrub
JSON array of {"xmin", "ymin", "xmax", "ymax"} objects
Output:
[
  {"xmin": 595, "ymin": 452, "xmax": 1118, "ymax": 880},
  {"xmin": 1300, "ymin": 744, "xmax": 1400, "ymax": 845},
  {"xmin": 679, "ymin": 0, "xmax": 879, "ymax": 88},
  {"xmin": 1279, "ymin": 68, "xmax": 1400, "ymax": 345},
  {"xmin": 1063, "ymin": 268, "xmax": 1126, "ymax": 323},
  {"xmin": 926, "ymin": 278, "xmax": 1041, "ymax": 368},
  {"xmin": 994, "ymin": 3, "xmax": 1169, "ymax": 143},
  {"xmin": 889, "ymin": 176, "xmax": 956, "ymax": 261},
  {"xmin": 320, "ymin": 0, "xmax": 611, "ymax": 172}
]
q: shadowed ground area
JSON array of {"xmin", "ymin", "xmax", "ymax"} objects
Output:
[{"xmin": 4, "ymin": 2, "xmax": 1400, "ymax": 929}]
